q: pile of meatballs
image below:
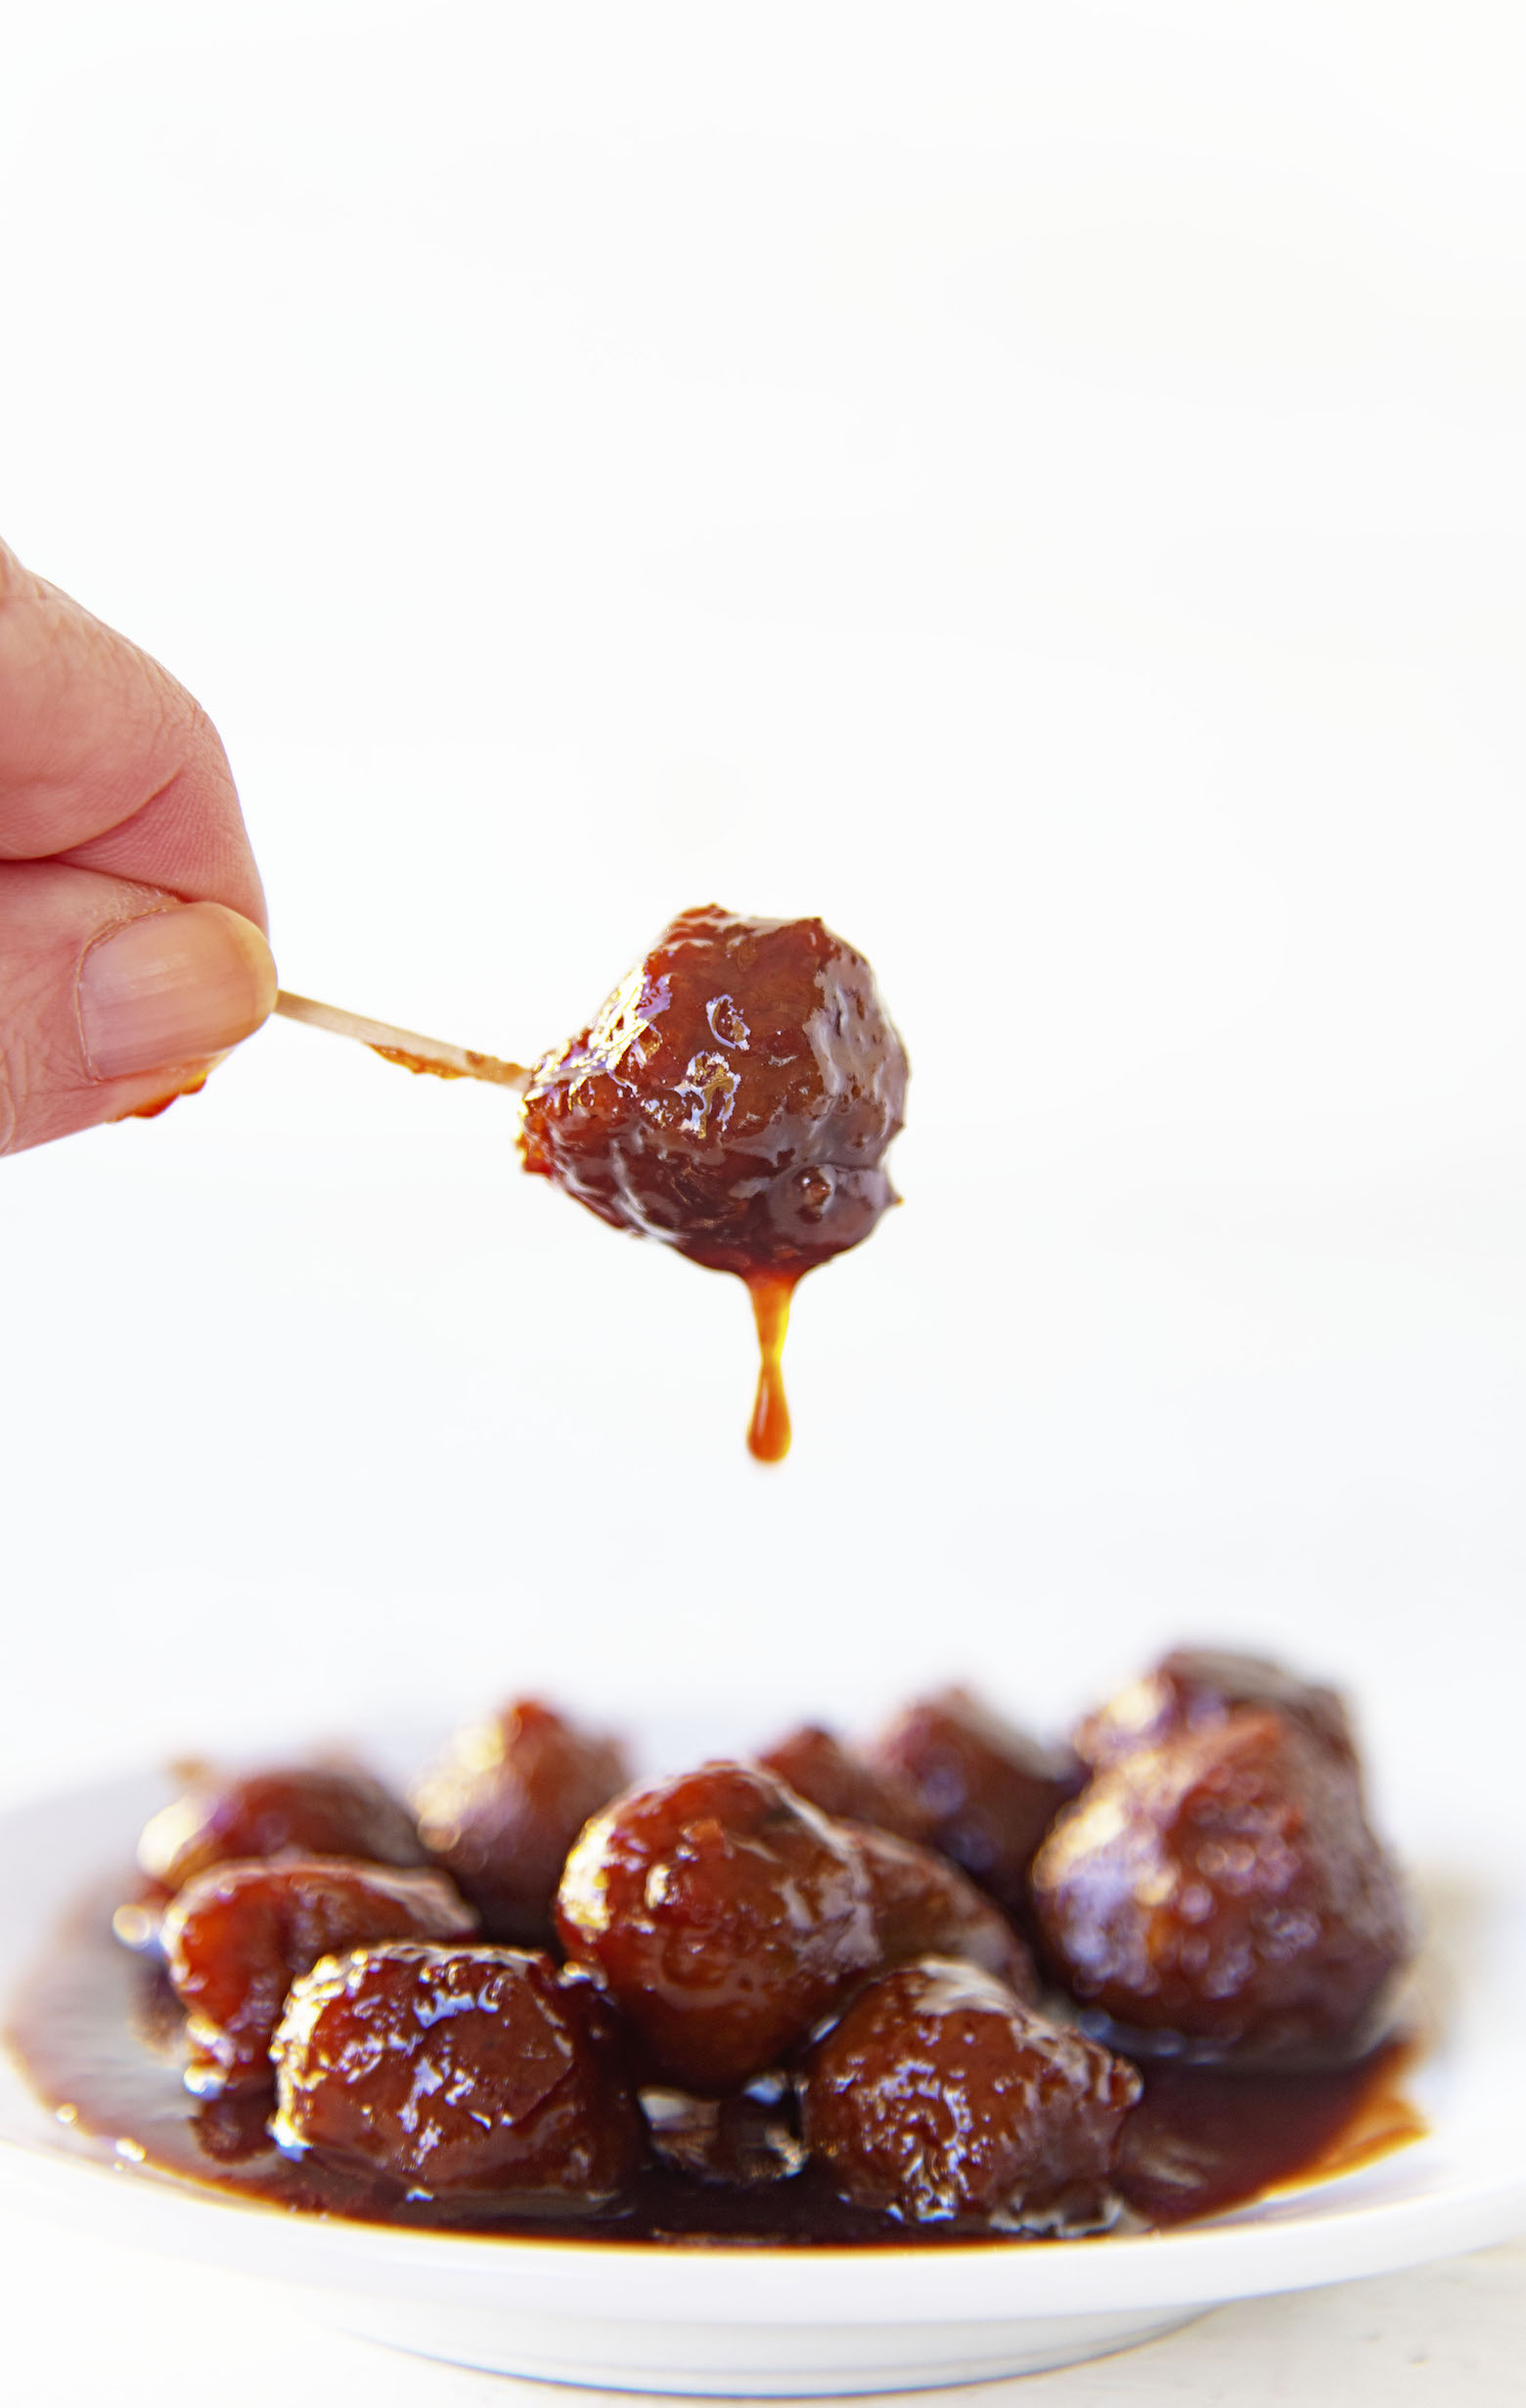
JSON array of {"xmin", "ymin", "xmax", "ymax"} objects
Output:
[{"xmin": 122, "ymin": 1652, "xmax": 1412, "ymax": 2239}]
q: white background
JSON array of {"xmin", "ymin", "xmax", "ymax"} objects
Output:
[{"xmin": 2, "ymin": 4, "xmax": 1524, "ymax": 2397}]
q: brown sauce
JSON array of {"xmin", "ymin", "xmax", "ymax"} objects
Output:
[
  {"xmin": 745, "ymin": 1273, "xmax": 796, "ymax": 1463},
  {"xmin": 1116, "ymin": 2042, "xmax": 1424, "ymax": 2228},
  {"xmin": 371, "ymin": 1045, "xmax": 530, "ymax": 1086},
  {"xmin": 121, "ymin": 1071, "xmax": 210, "ymax": 1122},
  {"xmin": 4, "ymin": 1881, "xmax": 1422, "ymax": 2249}
]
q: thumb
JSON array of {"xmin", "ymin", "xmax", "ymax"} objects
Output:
[{"xmin": 0, "ymin": 861, "xmax": 277, "ymax": 1155}]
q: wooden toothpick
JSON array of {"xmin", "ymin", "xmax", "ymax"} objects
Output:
[{"xmin": 274, "ymin": 990, "xmax": 531, "ymax": 1090}]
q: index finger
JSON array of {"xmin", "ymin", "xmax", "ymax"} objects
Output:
[{"xmin": 0, "ymin": 538, "xmax": 266, "ymax": 930}]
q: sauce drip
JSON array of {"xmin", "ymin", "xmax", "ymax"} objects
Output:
[
  {"xmin": 3, "ymin": 1885, "xmax": 1424, "ymax": 2249},
  {"xmin": 745, "ymin": 1274, "xmax": 796, "ymax": 1463},
  {"xmin": 122, "ymin": 1071, "xmax": 210, "ymax": 1122}
]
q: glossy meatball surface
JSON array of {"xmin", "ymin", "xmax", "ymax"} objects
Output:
[
  {"xmin": 801, "ymin": 1958, "xmax": 1141, "ymax": 2231},
  {"xmin": 757, "ymin": 1726, "xmax": 931, "ymax": 1843},
  {"xmin": 1074, "ymin": 1649, "xmax": 1357, "ymax": 1773},
  {"xmin": 1032, "ymin": 1710, "xmax": 1410, "ymax": 2059},
  {"xmin": 410, "ymin": 1699, "xmax": 629, "ymax": 1945},
  {"xmin": 272, "ymin": 1942, "xmax": 642, "ymax": 2202},
  {"xmin": 162, "ymin": 1859, "xmax": 477, "ymax": 2095},
  {"xmin": 517, "ymin": 907, "xmax": 908, "ymax": 1278},
  {"xmin": 138, "ymin": 1766, "xmax": 426, "ymax": 1894},
  {"xmin": 868, "ymin": 1690, "xmax": 1078, "ymax": 1918},
  {"xmin": 854, "ymin": 1825, "xmax": 1040, "ymax": 2002},
  {"xmin": 555, "ymin": 1761, "xmax": 879, "ymax": 2093}
]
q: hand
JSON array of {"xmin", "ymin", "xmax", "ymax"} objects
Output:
[{"xmin": 0, "ymin": 539, "xmax": 276, "ymax": 1154}]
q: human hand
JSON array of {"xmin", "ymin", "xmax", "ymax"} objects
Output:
[{"xmin": 0, "ymin": 539, "xmax": 276, "ymax": 1153}]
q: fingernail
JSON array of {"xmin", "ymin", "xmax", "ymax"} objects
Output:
[{"xmin": 77, "ymin": 904, "xmax": 277, "ymax": 1081}]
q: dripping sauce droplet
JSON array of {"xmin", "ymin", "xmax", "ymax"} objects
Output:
[{"xmin": 745, "ymin": 1273, "xmax": 796, "ymax": 1463}]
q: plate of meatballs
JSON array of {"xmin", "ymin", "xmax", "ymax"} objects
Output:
[{"xmin": 1, "ymin": 1652, "xmax": 1522, "ymax": 2393}]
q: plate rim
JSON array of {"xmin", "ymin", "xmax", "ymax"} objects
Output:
[{"xmin": 2, "ymin": 2126, "xmax": 1523, "ymax": 2321}]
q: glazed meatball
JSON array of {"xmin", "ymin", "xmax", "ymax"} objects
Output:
[
  {"xmin": 1032, "ymin": 1710, "xmax": 1410, "ymax": 2060},
  {"xmin": 162, "ymin": 1859, "xmax": 477, "ymax": 2095},
  {"xmin": 853, "ymin": 1824, "xmax": 1040, "ymax": 2002},
  {"xmin": 272, "ymin": 1942, "xmax": 643, "ymax": 2203},
  {"xmin": 555, "ymin": 1761, "xmax": 879, "ymax": 2093},
  {"xmin": 410, "ymin": 1699, "xmax": 630, "ymax": 1944},
  {"xmin": 867, "ymin": 1690, "xmax": 1078, "ymax": 1918},
  {"xmin": 801, "ymin": 1958, "xmax": 1141, "ymax": 2232},
  {"xmin": 138, "ymin": 1765, "xmax": 426, "ymax": 1894},
  {"xmin": 757, "ymin": 1726, "xmax": 931, "ymax": 1844},
  {"xmin": 517, "ymin": 907, "xmax": 908, "ymax": 1279},
  {"xmin": 1074, "ymin": 1649, "xmax": 1357, "ymax": 1773}
]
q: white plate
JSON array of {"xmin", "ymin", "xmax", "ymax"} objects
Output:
[{"xmin": 2, "ymin": 1758, "xmax": 1524, "ymax": 2397}]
